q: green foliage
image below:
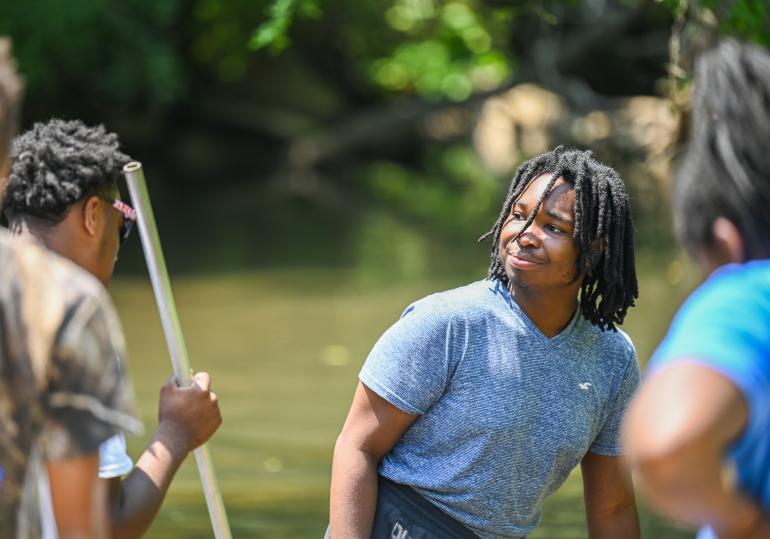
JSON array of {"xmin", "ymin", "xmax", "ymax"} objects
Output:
[
  {"xmin": 249, "ymin": 0, "xmax": 322, "ymax": 53},
  {"xmin": 0, "ymin": 0, "xmax": 186, "ymax": 108},
  {"xmin": 656, "ymin": 0, "xmax": 770, "ymax": 47},
  {"xmin": 247, "ymin": 0, "xmax": 519, "ymax": 101},
  {"xmin": 707, "ymin": 0, "xmax": 770, "ymax": 47},
  {"xmin": 2, "ymin": 0, "xmax": 765, "ymax": 116},
  {"xmin": 2, "ymin": 0, "xmax": 767, "ymax": 261},
  {"xmin": 191, "ymin": 0, "xmax": 280, "ymax": 82},
  {"xmin": 363, "ymin": 143, "xmax": 500, "ymax": 236},
  {"xmin": 358, "ymin": 0, "xmax": 515, "ymax": 101}
]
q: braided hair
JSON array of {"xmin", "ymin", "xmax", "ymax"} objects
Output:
[
  {"xmin": 675, "ymin": 39, "xmax": 770, "ymax": 260},
  {"xmin": 2, "ymin": 118, "xmax": 130, "ymax": 227},
  {"xmin": 480, "ymin": 147, "xmax": 638, "ymax": 330}
]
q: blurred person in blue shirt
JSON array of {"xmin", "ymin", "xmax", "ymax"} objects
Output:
[{"xmin": 623, "ymin": 39, "xmax": 770, "ymax": 539}]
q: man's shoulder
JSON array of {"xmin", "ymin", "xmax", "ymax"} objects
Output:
[
  {"xmin": 418, "ymin": 279, "xmax": 502, "ymax": 313},
  {"xmin": 714, "ymin": 258, "xmax": 770, "ymax": 284},
  {"xmin": 0, "ymin": 231, "xmax": 120, "ymax": 371},
  {"xmin": 397, "ymin": 280, "xmax": 505, "ymax": 331},
  {"xmin": 653, "ymin": 260, "xmax": 770, "ymax": 368},
  {"xmin": 389, "ymin": 280, "xmax": 499, "ymax": 338},
  {"xmin": 660, "ymin": 259, "xmax": 770, "ymax": 345},
  {"xmin": 575, "ymin": 315, "xmax": 636, "ymax": 362},
  {"xmin": 689, "ymin": 259, "xmax": 770, "ymax": 315},
  {"xmin": 1, "ymin": 231, "xmax": 105, "ymax": 302}
]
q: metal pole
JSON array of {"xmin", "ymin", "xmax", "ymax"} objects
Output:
[{"xmin": 123, "ymin": 161, "xmax": 233, "ymax": 539}]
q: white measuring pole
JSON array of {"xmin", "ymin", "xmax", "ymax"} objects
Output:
[{"xmin": 123, "ymin": 161, "xmax": 233, "ymax": 539}]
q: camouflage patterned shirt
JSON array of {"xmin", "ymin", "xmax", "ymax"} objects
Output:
[{"xmin": 0, "ymin": 229, "xmax": 141, "ymax": 538}]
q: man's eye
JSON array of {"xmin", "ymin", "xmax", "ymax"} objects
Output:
[{"xmin": 546, "ymin": 224, "xmax": 564, "ymax": 233}]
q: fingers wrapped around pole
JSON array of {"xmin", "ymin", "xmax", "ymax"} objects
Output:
[{"xmin": 123, "ymin": 161, "xmax": 233, "ymax": 539}]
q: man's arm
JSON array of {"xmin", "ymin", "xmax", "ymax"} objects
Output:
[
  {"xmin": 330, "ymin": 382, "xmax": 417, "ymax": 539},
  {"xmin": 107, "ymin": 372, "xmax": 222, "ymax": 539},
  {"xmin": 581, "ymin": 452, "xmax": 640, "ymax": 539},
  {"xmin": 48, "ymin": 453, "xmax": 109, "ymax": 539},
  {"xmin": 623, "ymin": 362, "xmax": 770, "ymax": 538}
]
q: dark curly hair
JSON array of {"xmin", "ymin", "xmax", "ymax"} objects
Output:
[
  {"xmin": 480, "ymin": 146, "xmax": 638, "ymax": 331},
  {"xmin": 675, "ymin": 39, "xmax": 770, "ymax": 260},
  {"xmin": 1, "ymin": 118, "xmax": 130, "ymax": 227}
]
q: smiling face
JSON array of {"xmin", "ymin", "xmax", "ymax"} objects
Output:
[{"xmin": 498, "ymin": 173, "xmax": 583, "ymax": 295}]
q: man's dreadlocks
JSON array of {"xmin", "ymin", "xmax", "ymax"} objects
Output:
[{"xmin": 480, "ymin": 146, "xmax": 638, "ymax": 331}]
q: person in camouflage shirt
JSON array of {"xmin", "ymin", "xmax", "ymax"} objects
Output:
[
  {"xmin": 1, "ymin": 118, "xmax": 223, "ymax": 539},
  {"xmin": 0, "ymin": 230, "xmax": 141, "ymax": 538},
  {"xmin": 0, "ymin": 37, "xmax": 139, "ymax": 539}
]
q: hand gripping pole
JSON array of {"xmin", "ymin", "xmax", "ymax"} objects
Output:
[{"xmin": 124, "ymin": 161, "xmax": 233, "ymax": 539}]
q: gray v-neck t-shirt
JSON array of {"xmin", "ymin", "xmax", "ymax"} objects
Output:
[{"xmin": 359, "ymin": 278, "xmax": 639, "ymax": 539}]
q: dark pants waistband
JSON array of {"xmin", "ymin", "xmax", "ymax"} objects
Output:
[{"xmin": 370, "ymin": 475, "xmax": 481, "ymax": 539}]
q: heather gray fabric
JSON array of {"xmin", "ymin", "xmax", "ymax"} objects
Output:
[{"xmin": 360, "ymin": 278, "xmax": 639, "ymax": 539}]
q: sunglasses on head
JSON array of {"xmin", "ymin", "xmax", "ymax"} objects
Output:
[{"xmin": 99, "ymin": 195, "xmax": 137, "ymax": 245}]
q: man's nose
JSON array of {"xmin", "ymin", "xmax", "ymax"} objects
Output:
[{"xmin": 516, "ymin": 227, "xmax": 541, "ymax": 248}]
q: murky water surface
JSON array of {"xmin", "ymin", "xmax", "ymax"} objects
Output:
[{"xmin": 112, "ymin": 263, "xmax": 696, "ymax": 538}]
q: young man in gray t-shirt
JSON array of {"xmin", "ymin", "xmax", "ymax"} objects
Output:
[{"xmin": 330, "ymin": 147, "xmax": 641, "ymax": 539}]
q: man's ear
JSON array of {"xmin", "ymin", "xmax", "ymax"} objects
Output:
[
  {"xmin": 710, "ymin": 217, "xmax": 744, "ymax": 264},
  {"xmin": 81, "ymin": 196, "xmax": 102, "ymax": 237}
]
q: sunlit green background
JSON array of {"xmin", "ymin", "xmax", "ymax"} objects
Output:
[{"xmin": 3, "ymin": 0, "xmax": 769, "ymax": 536}]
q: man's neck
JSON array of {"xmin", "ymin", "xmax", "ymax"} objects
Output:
[
  {"xmin": 15, "ymin": 220, "xmax": 80, "ymax": 269},
  {"xmin": 16, "ymin": 220, "xmax": 57, "ymax": 252},
  {"xmin": 13, "ymin": 215, "xmax": 107, "ymax": 286},
  {"xmin": 508, "ymin": 282, "xmax": 579, "ymax": 338}
]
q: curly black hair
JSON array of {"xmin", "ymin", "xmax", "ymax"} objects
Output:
[
  {"xmin": 675, "ymin": 39, "xmax": 770, "ymax": 260},
  {"xmin": 1, "ymin": 118, "xmax": 130, "ymax": 227},
  {"xmin": 480, "ymin": 146, "xmax": 638, "ymax": 331}
]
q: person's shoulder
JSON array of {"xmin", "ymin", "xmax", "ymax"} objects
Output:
[
  {"xmin": 660, "ymin": 259, "xmax": 770, "ymax": 340},
  {"xmin": 2, "ymin": 232, "xmax": 105, "ymax": 300},
  {"xmin": 409, "ymin": 279, "xmax": 502, "ymax": 319},
  {"xmin": 653, "ymin": 260, "xmax": 770, "ymax": 365},
  {"xmin": 430, "ymin": 278, "xmax": 497, "ymax": 303},
  {"xmin": 1, "ymin": 233, "xmax": 117, "ymax": 343},
  {"xmin": 688, "ymin": 260, "xmax": 770, "ymax": 313},
  {"xmin": 651, "ymin": 260, "xmax": 770, "ymax": 394},
  {"xmin": 608, "ymin": 326, "xmax": 636, "ymax": 358},
  {"xmin": 713, "ymin": 258, "xmax": 770, "ymax": 283},
  {"xmin": 577, "ymin": 315, "xmax": 636, "ymax": 362}
]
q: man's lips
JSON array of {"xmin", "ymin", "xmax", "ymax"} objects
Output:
[{"xmin": 505, "ymin": 249, "xmax": 543, "ymax": 269}]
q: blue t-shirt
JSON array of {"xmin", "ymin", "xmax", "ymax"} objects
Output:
[
  {"xmin": 360, "ymin": 279, "xmax": 640, "ymax": 539},
  {"xmin": 650, "ymin": 260, "xmax": 770, "ymax": 539}
]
